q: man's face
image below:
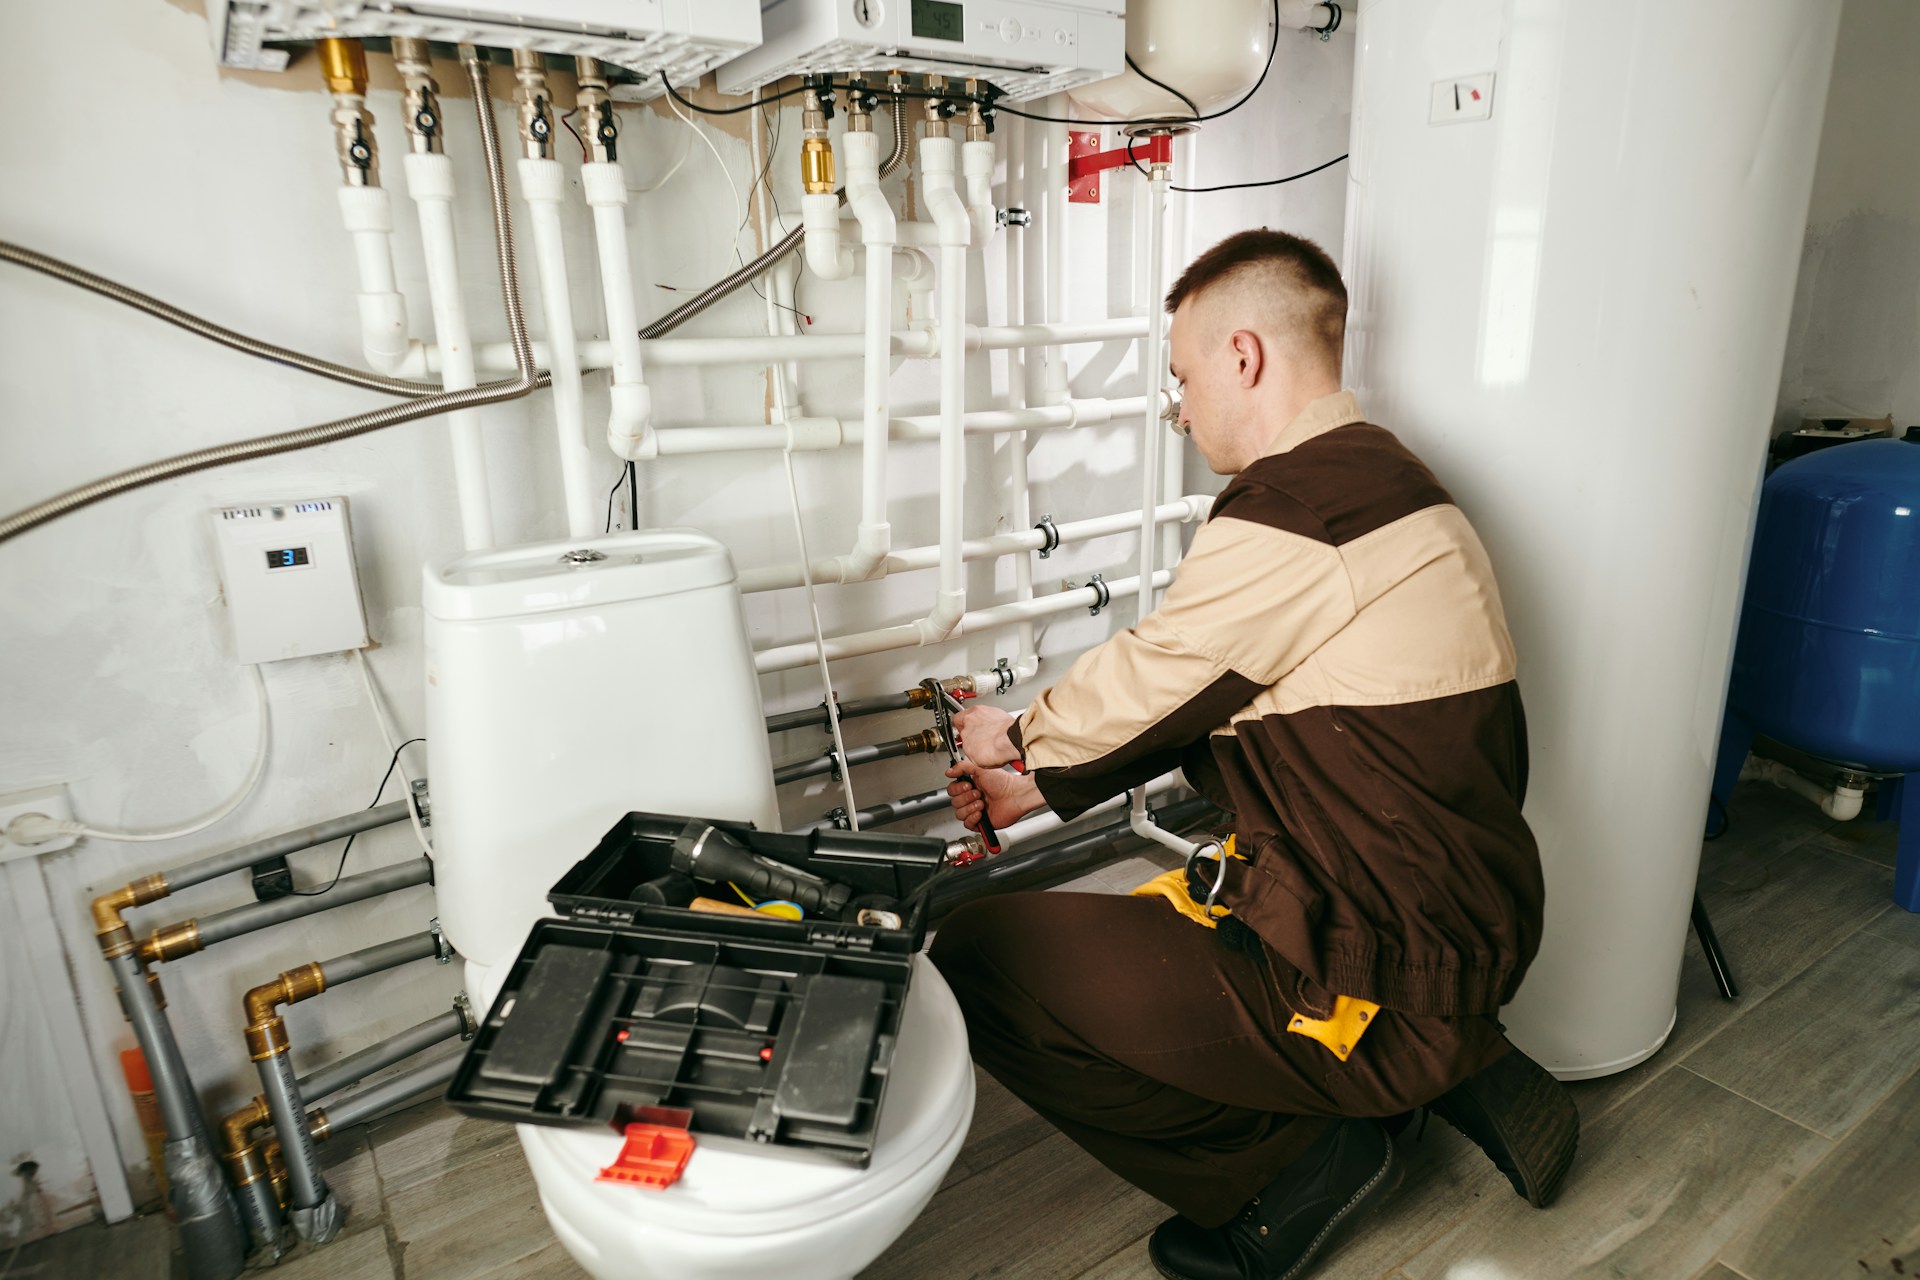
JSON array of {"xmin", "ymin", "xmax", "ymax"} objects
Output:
[{"xmin": 1168, "ymin": 301, "xmax": 1242, "ymax": 475}]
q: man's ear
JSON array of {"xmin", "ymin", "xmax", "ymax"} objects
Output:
[{"xmin": 1229, "ymin": 329, "xmax": 1264, "ymax": 389}]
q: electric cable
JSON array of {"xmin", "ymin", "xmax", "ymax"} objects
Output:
[
  {"xmin": 1127, "ymin": 137, "xmax": 1347, "ymax": 192},
  {"xmin": 351, "ymin": 648, "xmax": 433, "ymax": 858},
  {"xmin": 0, "ymin": 53, "xmax": 540, "ymax": 545},
  {"xmin": 1124, "ymin": 53, "xmax": 1199, "ymax": 122},
  {"xmin": 5, "ymin": 664, "xmax": 271, "ymax": 846},
  {"xmin": 292, "ymin": 737, "xmax": 425, "ymax": 897}
]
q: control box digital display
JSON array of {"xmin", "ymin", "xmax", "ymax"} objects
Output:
[
  {"xmin": 911, "ymin": 0, "xmax": 965, "ymax": 41},
  {"xmin": 264, "ymin": 547, "xmax": 311, "ymax": 570}
]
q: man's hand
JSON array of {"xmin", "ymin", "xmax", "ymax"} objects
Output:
[
  {"xmin": 953, "ymin": 704, "xmax": 1021, "ymax": 768},
  {"xmin": 946, "ymin": 762, "xmax": 1044, "ymax": 835}
]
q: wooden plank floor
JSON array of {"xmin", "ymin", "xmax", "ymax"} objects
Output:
[{"xmin": 6, "ymin": 780, "xmax": 1916, "ymax": 1280}]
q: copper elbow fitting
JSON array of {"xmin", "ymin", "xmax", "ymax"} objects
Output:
[
  {"xmin": 92, "ymin": 873, "xmax": 169, "ymax": 957},
  {"xmin": 136, "ymin": 918, "xmax": 202, "ymax": 966},
  {"xmin": 221, "ymin": 1097, "xmax": 273, "ymax": 1186},
  {"xmin": 317, "ymin": 38, "xmax": 369, "ymax": 98},
  {"xmin": 243, "ymin": 963, "xmax": 326, "ymax": 1061}
]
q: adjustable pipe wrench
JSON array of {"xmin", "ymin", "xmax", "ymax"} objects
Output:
[{"xmin": 921, "ymin": 678, "xmax": 1002, "ymax": 855}]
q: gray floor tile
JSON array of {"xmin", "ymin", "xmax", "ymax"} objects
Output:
[
  {"xmin": 860, "ymin": 1130, "xmax": 1166, "ymax": 1280},
  {"xmin": 370, "ymin": 1101, "xmax": 518, "ymax": 1199},
  {"xmin": 1072, "ymin": 1229, "xmax": 1158, "ymax": 1280},
  {"xmin": 0, "ymin": 1210, "xmax": 174, "ymax": 1280},
  {"xmin": 464, "ymin": 1240, "xmax": 591, "ymax": 1280},
  {"xmin": 1699, "ymin": 781, "xmax": 1834, "ymax": 886},
  {"xmin": 1310, "ymin": 1122, "xmax": 1504, "ymax": 1278},
  {"xmin": 1683, "ymin": 927, "xmax": 1920, "ymax": 1137},
  {"xmin": 385, "ymin": 1126, "xmax": 553, "ymax": 1280},
  {"xmin": 1866, "ymin": 901, "xmax": 1920, "ymax": 946},
  {"xmin": 1805, "ymin": 814, "xmax": 1906, "ymax": 872},
  {"xmin": 1720, "ymin": 1064, "xmax": 1920, "ymax": 1280},
  {"xmin": 1400, "ymin": 1068, "xmax": 1831, "ymax": 1280},
  {"xmin": 318, "ymin": 1126, "xmax": 387, "ymax": 1240},
  {"xmin": 945, "ymin": 1066, "xmax": 1050, "ymax": 1183},
  {"xmin": 1695, "ymin": 1266, "xmax": 1749, "ymax": 1280},
  {"xmin": 270, "ymin": 1224, "xmax": 395, "ymax": 1280}
]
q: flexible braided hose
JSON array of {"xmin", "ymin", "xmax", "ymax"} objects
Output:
[{"xmin": 0, "ymin": 54, "xmax": 537, "ymax": 545}]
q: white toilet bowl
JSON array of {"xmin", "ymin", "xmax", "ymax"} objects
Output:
[{"xmin": 471, "ymin": 954, "xmax": 975, "ymax": 1280}]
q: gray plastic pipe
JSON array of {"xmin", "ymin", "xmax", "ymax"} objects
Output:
[
  {"xmin": 765, "ymin": 690, "xmax": 921, "ymax": 735},
  {"xmin": 255, "ymin": 930, "xmax": 440, "ymax": 1243},
  {"xmin": 774, "ymin": 736, "xmax": 927, "ymax": 786},
  {"xmin": 107, "ymin": 951, "xmax": 246, "ymax": 1280},
  {"xmin": 299, "ymin": 1006, "xmax": 468, "ymax": 1102},
  {"xmin": 797, "ymin": 788, "xmax": 949, "ymax": 832},
  {"xmin": 166, "ymin": 800, "xmax": 412, "ymax": 894},
  {"xmin": 197, "ymin": 857, "xmax": 432, "ymax": 947},
  {"xmin": 318, "ymin": 1052, "xmax": 461, "ymax": 1133}
]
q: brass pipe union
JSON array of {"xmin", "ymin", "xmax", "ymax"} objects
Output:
[
  {"xmin": 317, "ymin": 38, "xmax": 369, "ymax": 97},
  {"xmin": 904, "ymin": 729, "xmax": 942, "ymax": 755},
  {"xmin": 137, "ymin": 918, "xmax": 202, "ymax": 965},
  {"xmin": 221, "ymin": 1096, "xmax": 273, "ymax": 1185}
]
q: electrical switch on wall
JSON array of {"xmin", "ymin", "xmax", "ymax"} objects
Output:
[{"xmin": 211, "ymin": 498, "xmax": 370, "ymax": 664}]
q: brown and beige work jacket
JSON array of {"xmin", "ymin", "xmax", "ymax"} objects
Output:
[{"xmin": 1010, "ymin": 391, "xmax": 1544, "ymax": 1019}]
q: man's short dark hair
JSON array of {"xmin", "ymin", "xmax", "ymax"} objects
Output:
[{"xmin": 1165, "ymin": 229, "xmax": 1348, "ymax": 374}]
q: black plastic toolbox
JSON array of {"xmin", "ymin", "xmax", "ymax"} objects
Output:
[{"xmin": 446, "ymin": 812, "xmax": 948, "ymax": 1168}]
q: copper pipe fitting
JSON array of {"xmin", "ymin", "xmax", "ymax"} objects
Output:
[
  {"xmin": 316, "ymin": 38, "xmax": 369, "ymax": 98},
  {"xmin": 136, "ymin": 918, "xmax": 202, "ymax": 965},
  {"xmin": 904, "ymin": 728, "xmax": 942, "ymax": 755},
  {"xmin": 308, "ymin": 1107, "xmax": 332, "ymax": 1144},
  {"xmin": 800, "ymin": 88, "xmax": 835, "ymax": 195},
  {"xmin": 221, "ymin": 1096, "xmax": 273, "ymax": 1187},
  {"xmin": 243, "ymin": 963, "xmax": 326, "ymax": 1062},
  {"xmin": 92, "ymin": 873, "xmax": 170, "ymax": 957}
]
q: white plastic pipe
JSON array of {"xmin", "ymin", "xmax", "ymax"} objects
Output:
[
  {"xmin": 582, "ymin": 160, "xmax": 655, "ymax": 462},
  {"xmin": 520, "ymin": 157, "xmax": 598, "ymax": 537},
  {"xmin": 1276, "ymin": 0, "xmax": 1338, "ymax": 28},
  {"xmin": 1045, "ymin": 115, "xmax": 1071, "ymax": 405},
  {"xmin": 337, "ymin": 185, "xmax": 410, "ymax": 374},
  {"xmin": 403, "ymin": 151, "xmax": 495, "ymax": 550},
  {"xmin": 920, "ymin": 135, "xmax": 974, "ymax": 644},
  {"xmin": 1741, "ymin": 757, "xmax": 1866, "ymax": 822},
  {"xmin": 962, "ymin": 138, "xmax": 998, "ymax": 244},
  {"xmin": 1129, "ymin": 164, "xmax": 1194, "ymax": 857},
  {"xmin": 840, "ymin": 128, "xmax": 898, "ymax": 581},
  {"xmin": 1000, "ymin": 770, "xmax": 1185, "ymax": 849},
  {"xmin": 754, "ymin": 569, "xmax": 1172, "ymax": 673},
  {"xmin": 997, "ymin": 119, "xmax": 1041, "ymax": 693},
  {"xmin": 642, "ymin": 396, "xmax": 1156, "ymax": 456},
  {"xmin": 389, "ymin": 318, "xmax": 1150, "ymax": 378},
  {"xmin": 739, "ymin": 498, "xmax": 1209, "ymax": 593}
]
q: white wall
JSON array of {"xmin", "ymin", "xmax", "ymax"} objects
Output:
[
  {"xmin": 1775, "ymin": 0, "xmax": 1920, "ymax": 434},
  {"xmin": 0, "ymin": 0, "xmax": 1353, "ymax": 1234}
]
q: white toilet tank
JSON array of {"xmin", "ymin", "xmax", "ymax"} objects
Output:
[{"xmin": 422, "ymin": 529, "xmax": 782, "ymax": 970}]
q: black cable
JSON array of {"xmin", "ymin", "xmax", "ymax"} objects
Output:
[
  {"xmin": 1173, "ymin": 151, "xmax": 1348, "ymax": 193},
  {"xmin": 658, "ymin": 73, "xmax": 819, "ymax": 115},
  {"xmin": 1124, "ymin": 53, "xmax": 1199, "ymax": 122},
  {"xmin": 626, "ymin": 462, "xmax": 638, "ymax": 529},
  {"xmin": 1705, "ymin": 794, "xmax": 1731, "ymax": 842},
  {"xmin": 294, "ymin": 738, "xmax": 426, "ymax": 896},
  {"xmin": 605, "ymin": 464, "xmax": 624, "ymax": 532}
]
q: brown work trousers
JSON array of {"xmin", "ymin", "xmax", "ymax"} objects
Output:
[{"xmin": 927, "ymin": 892, "xmax": 1507, "ymax": 1228}]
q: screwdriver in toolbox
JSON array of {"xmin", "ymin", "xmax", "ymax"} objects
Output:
[{"xmin": 920, "ymin": 678, "xmax": 1002, "ymax": 855}]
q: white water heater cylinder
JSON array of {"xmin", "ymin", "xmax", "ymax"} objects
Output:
[
  {"xmin": 423, "ymin": 529, "xmax": 781, "ymax": 974},
  {"xmin": 1342, "ymin": 0, "xmax": 1841, "ymax": 1076}
]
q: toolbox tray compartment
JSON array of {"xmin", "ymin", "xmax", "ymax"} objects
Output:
[{"xmin": 446, "ymin": 811, "xmax": 947, "ymax": 1167}]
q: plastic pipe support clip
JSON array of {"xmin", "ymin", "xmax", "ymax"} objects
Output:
[
  {"xmin": 1035, "ymin": 514, "xmax": 1060, "ymax": 559},
  {"xmin": 1085, "ymin": 573, "xmax": 1110, "ymax": 617}
]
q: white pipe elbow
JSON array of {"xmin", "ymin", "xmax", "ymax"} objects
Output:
[
  {"xmin": 1275, "ymin": 0, "xmax": 1336, "ymax": 28},
  {"xmin": 1130, "ymin": 796, "xmax": 1202, "ymax": 856},
  {"xmin": 1741, "ymin": 757, "xmax": 1868, "ymax": 822},
  {"xmin": 803, "ymin": 193, "xmax": 857, "ymax": 280},
  {"xmin": 844, "ymin": 132, "xmax": 896, "ymax": 246},
  {"xmin": 338, "ymin": 186, "xmax": 410, "ymax": 373},
  {"xmin": 916, "ymin": 589, "xmax": 969, "ymax": 645},
  {"xmin": 606, "ymin": 383, "xmax": 656, "ymax": 460},
  {"xmin": 835, "ymin": 522, "xmax": 893, "ymax": 582}
]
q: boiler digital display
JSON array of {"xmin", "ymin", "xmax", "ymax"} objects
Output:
[
  {"xmin": 264, "ymin": 546, "xmax": 311, "ymax": 570},
  {"xmin": 911, "ymin": 0, "xmax": 964, "ymax": 42}
]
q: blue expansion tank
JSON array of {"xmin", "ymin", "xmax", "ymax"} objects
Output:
[{"xmin": 1728, "ymin": 435, "xmax": 1920, "ymax": 771}]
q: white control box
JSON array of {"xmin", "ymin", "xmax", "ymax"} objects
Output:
[
  {"xmin": 206, "ymin": 0, "xmax": 764, "ymax": 101},
  {"xmin": 717, "ymin": 0, "xmax": 1126, "ymax": 102},
  {"xmin": 212, "ymin": 498, "xmax": 370, "ymax": 665}
]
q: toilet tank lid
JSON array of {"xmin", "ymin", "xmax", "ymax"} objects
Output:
[{"xmin": 423, "ymin": 528, "xmax": 738, "ymax": 622}]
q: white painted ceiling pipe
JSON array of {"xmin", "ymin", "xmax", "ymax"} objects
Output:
[
  {"xmin": 754, "ymin": 569, "xmax": 1173, "ymax": 673},
  {"xmin": 582, "ymin": 159, "xmax": 654, "ymax": 462},
  {"xmin": 402, "ymin": 150, "xmax": 495, "ymax": 550},
  {"xmin": 336, "ymin": 185, "xmax": 410, "ymax": 374},
  {"xmin": 519, "ymin": 157, "xmax": 597, "ymax": 537}
]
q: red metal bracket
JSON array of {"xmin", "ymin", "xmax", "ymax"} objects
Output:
[{"xmin": 1068, "ymin": 132, "xmax": 1174, "ymax": 204}]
